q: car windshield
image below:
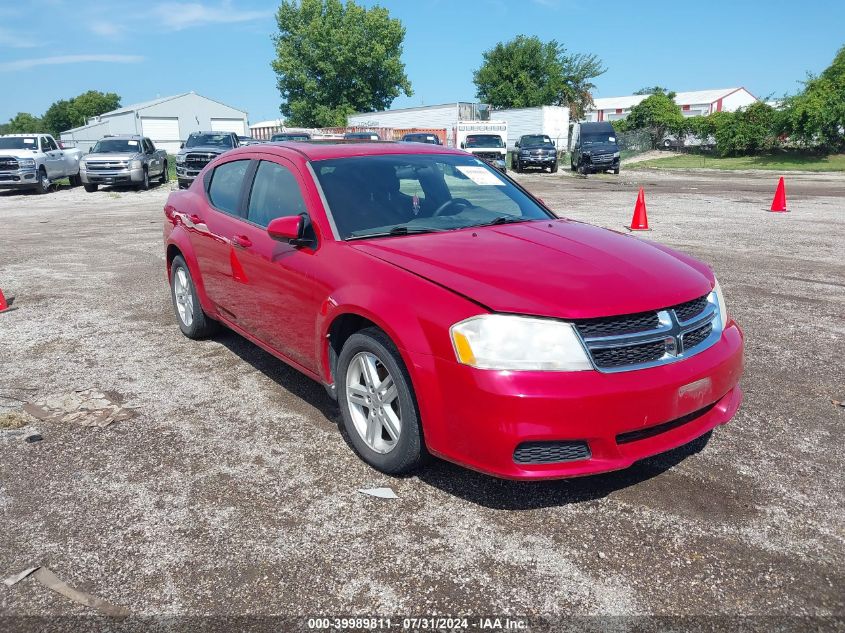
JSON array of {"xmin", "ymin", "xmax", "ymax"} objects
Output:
[
  {"xmin": 272, "ymin": 134, "xmax": 310, "ymax": 141},
  {"xmin": 313, "ymin": 153, "xmax": 552, "ymax": 240},
  {"xmin": 521, "ymin": 135, "xmax": 552, "ymax": 146},
  {"xmin": 91, "ymin": 139, "xmax": 142, "ymax": 153},
  {"xmin": 465, "ymin": 135, "xmax": 503, "ymax": 148},
  {"xmin": 582, "ymin": 133, "xmax": 616, "ymax": 144},
  {"xmin": 0, "ymin": 137, "xmax": 38, "ymax": 150},
  {"xmin": 185, "ymin": 133, "xmax": 233, "ymax": 149}
]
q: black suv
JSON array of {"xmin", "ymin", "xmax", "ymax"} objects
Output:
[
  {"xmin": 570, "ymin": 122, "xmax": 620, "ymax": 175},
  {"xmin": 401, "ymin": 133, "xmax": 442, "ymax": 145},
  {"xmin": 513, "ymin": 134, "xmax": 558, "ymax": 173}
]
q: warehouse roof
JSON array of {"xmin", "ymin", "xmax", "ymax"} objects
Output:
[{"xmin": 590, "ymin": 88, "xmax": 753, "ymax": 111}]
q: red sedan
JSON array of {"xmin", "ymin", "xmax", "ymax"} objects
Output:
[{"xmin": 163, "ymin": 141, "xmax": 743, "ymax": 480}]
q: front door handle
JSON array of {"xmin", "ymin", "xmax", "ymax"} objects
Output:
[
  {"xmin": 188, "ymin": 214, "xmax": 203, "ymax": 224},
  {"xmin": 232, "ymin": 234, "xmax": 252, "ymax": 249}
]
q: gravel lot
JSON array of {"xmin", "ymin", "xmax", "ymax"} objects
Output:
[{"xmin": 0, "ymin": 167, "xmax": 843, "ymax": 631}]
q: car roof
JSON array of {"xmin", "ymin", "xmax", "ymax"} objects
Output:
[
  {"xmin": 228, "ymin": 141, "xmax": 467, "ymax": 161},
  {"xmin": 102, "ymin": 134, "xmax": 142, "ymax": 139}
]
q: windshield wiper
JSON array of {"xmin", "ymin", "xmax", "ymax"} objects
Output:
[
  {"xmin": 345, "ymin": 226, "xmax": 446, "ymax": 241},
  {"xmin": 473, "ymin": 216, "xmax": 529, "ymax": 228}
]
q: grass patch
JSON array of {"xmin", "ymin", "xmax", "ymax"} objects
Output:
[
  {"xmin": 628, "ymin": 152, "xmax": 845, "ymax": 172},
  {"xmin": 0, "ymin": 411, "xmax": 29, "ymax": 429},
  {"xmin": 167, "ymin": 154, "xmax": 177, "ymax": 182}
]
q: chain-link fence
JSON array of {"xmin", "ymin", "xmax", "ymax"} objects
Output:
[{"xmin": 616, "ymin": 129, "xmax": 653, "ymax": 159}]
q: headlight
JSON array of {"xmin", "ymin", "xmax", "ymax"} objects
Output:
[
  {"xmin": 450, "ymin": 314, "xmax": 593, "ymax": 371},
  {"xmin": 713, "ymin": 279, "xmax": 728, "ymax": 329},
  {"xmin": 613, "ymin": 152, "xmax": 620, "ymax": 158},
  {"xmin": 129, "ymin": 160, "xmax": 142, "ymax": 169},
  {"xmin": 18, "ymin": 158, "xmax": 36, "ymax": 168},
  {"xmin": 175, "ymin": 154, "xmax": 186, "ymax": 163}
]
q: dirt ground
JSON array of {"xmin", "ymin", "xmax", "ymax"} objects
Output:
[{"xmin": 0, "ymin": 166, "xmax": 843, "ymax": 631}]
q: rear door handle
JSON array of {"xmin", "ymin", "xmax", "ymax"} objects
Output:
[{"xmin": 232, "ymin": 234, "xmax": 252, "ymax": 249}]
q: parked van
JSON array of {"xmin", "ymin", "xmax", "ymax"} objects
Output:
[{"xmin": 570, "ymin": 121, "xmax": 620, "ymax": 175}]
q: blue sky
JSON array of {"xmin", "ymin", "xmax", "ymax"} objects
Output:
[{"xmin": 1, "ymin": 0, "xmax": 843, "ymax": 124}]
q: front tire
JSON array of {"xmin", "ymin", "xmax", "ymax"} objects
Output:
[
  {"xmin": 160, "ymin": 162, "xmax": 169, "ymax": 185},
  {"xmin": 68, "ymin": 174, "xmax": 82, "ymax": 187},
  {"xmin": 138, "ymin": 168, "xmax": 150, "ymax": 191},
  {"xmin": 337, "ymin": 328, "xmax": 424, "ymax": 475},
  {"xmin": 513, "ymin": 159, "xmax": 521, "ymax": 173},
  {"xmin": 34, "ymin": 168, "xmax": 50, "ymax": 194},
  {"xmin": 83, "ymin": 183, "xmax": 98, "ymax": 193},
  {"xmin": 550, "ymin": 161, "xmax": 558, "ymax": 173},
  {"xmin": 169, "ymin": 255, "xmax": 216, "ymax": 339}
]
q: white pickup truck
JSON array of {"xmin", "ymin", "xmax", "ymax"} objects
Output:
[{"xmin": 0, "ymin": 133, "xmax": 83, "ymax": 194}]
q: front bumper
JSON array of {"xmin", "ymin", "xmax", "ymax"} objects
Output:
[
  {"xmin": 518, "ymin": 154, "xmax": 556, "ymax": 167},
  {"xmin": 81, "ymin": 167, "xmax": 144, "ymax": 185},
  {"xmin": 175, "ymin": 165, "xmax": 202, "ymax": 183},
  {"xmin": 0, "ymin": 168, "xmax": 38, "ymax": 188},
  {"xmin": 412, "ymin": 321, "xmax": 744, "ymax": 479}
]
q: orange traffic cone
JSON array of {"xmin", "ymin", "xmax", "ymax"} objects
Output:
[
  {"xmin": 628, "ymin": 187, "xmax": 650, "ymax": 230},
  {"xmin": 770, "ymin": 177, "xmax": 788, "ymax": 212},
  {"xmin": 0, "ymin": 287, "xmax": 14, "ymax": 314}
]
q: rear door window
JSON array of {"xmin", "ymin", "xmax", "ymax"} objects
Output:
[
  {"xmin": 208, "ymin": 160, "xmax": 250, "ymax": 215},
  {"xmin": 246, "ymin": 160, "xmax": 307, "ymax": 227}
]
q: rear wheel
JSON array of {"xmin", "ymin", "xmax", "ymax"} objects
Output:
[
  {"xmin": 83, "ymin": 183, "xmax": 98, "ymax": 193},
  {"xmin": 34, "ymin": 168, "xmax": 50, "ymax": 194},
  {"xmin": 337, "ymin": 328, "xmax": 425, "ymax": 475},
  {"xmin": 169, "ymin": 255, "xmax": 217, "ymax": 339}
]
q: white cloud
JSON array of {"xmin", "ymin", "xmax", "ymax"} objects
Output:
[
  {"xmin": 90, "ymin": 21, "xmax": 125, "ymax": 38},
  {"xmin": 0, "ymin": 27, "xmax": 38, "ymax": 48},
  {"xmin": 153, "ymin": 1, "xmax": 272, "ymax": 31},
  {"xmin": 0, "ymin": 54, "xmax": 144, "ymax": 72}
]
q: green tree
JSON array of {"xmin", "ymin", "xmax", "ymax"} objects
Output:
[
  {"xmin": 624, "ymin": 92, "xmax": 684, "ymax": 148},
  {"xmin": 42, "ymin": 99, "xmax": 77, "ymax": 136},
  {"xmin": 70, "ymin": 90, "xmax": 121, "ymax": 124},
  {"xmin": 473, "ymin": 35, "xmax": 605, "ymax": 120},
  {"xmin": 272, "ymin": 0, "xmax": 412, "ymax": 127},
  {"xmin": 634, "ymin": 86, "xmax": 668, "ymax": 95},
  {"xmin": 783, "ymin": 44, "xmax": 845, "ymax": 151},
  {"xmin": 42, "ymin": 91, "xmax": 121, "ymax": 136},
  {"xmin": 1, "ymin": 112, "xmax": 43, "ymax": 134},
  {"xmin": 711, "ymin": 102, "xmax": 780, "ymax": 156}
]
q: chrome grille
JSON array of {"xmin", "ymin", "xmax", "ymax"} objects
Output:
[
  {"xmin": 574, "ymin": 293, "xmax": 721, "ymax": 373},
  {"xmin": 473, "ymin": 151, "xmax": 502, "ymax": 161},
  {"xmin": 591, "ymin": 153, "xmax": 614, "ymax": 164},
  {"xmin": 0, "ymin": 156, "xmax": 19, "ymax": 171},
  {"xmin": 86, "ymin": 161, "xmax": 128, "ymax": 171},
  {"xmin": 185, "ymin": 152, "xmax": 217, "ymax": 170}
]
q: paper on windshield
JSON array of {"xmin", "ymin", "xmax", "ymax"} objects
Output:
[
  {"xmin": 128, "ymin": 140, "xmax": 138, "ymax": 146},
  {"xmin": 456, "ymin": 166, "xmax": 505, "ymax": 186},
  {"xmin": 23, "ymin": 138, "xmax": 35, "ymax": 144}
]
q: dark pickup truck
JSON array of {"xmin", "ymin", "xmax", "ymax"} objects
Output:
[
  {"xmin": 513, "ymin": 134, "xmax": 558, "ymax": 173},
  {"xmin": 175, "ymin": 131, "xmax": 240, "ymax": 189}
]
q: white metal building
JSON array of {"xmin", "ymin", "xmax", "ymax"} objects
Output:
[
  {"xmin": 61, "ymin": 92, "xmax": 249, "ymax": 153},
  {"xmin": 584, "ymin": 88, "xmax": 758, "ymax": 122},
  {"xmin": 348, "ymin": 102, "xmax": 568, "ymax": 149}
]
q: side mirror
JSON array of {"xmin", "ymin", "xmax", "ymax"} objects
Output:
[
  {"xmin": 515, "ymin": 142, "xmax": 520, "ymax": 148},
  {"xmin": 267, "ymin": 215, "xmax": 303, "ymax": 243},
  {"xmin": 460, "ymin": 142, "xmax": 465, "ymax": 149},
  {"xmin": 179, "ymin": 142, "xmax": 185, "ymax": 149}
]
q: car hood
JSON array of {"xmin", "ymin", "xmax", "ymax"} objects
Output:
[
  {"xmin": 84, "ymin": 152, "xmax": 141, "ymax": 161},
  {"xmin": 350, "ymin": 219, "xmax": 714, "ymax": 319},
  {"xmin": 520, "ymin": 144, "xmax": 556, "ymax": 150},
  {"xmin": 0, "ymin": 149, "xmax": 41, "ymax": 159}
]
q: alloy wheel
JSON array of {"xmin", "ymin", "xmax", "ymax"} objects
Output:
[
  {"xmin": 173, "ymin": 267, "xmax": 194, "ymax": 327},
  {"xmin": 345, "ymin": 351, "xmax": 401, "ymax": 454}
]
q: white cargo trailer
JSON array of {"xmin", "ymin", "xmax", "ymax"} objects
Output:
[{"xmin": 493, "ymin": 106, "xmax": 569, "ymax": 152}]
